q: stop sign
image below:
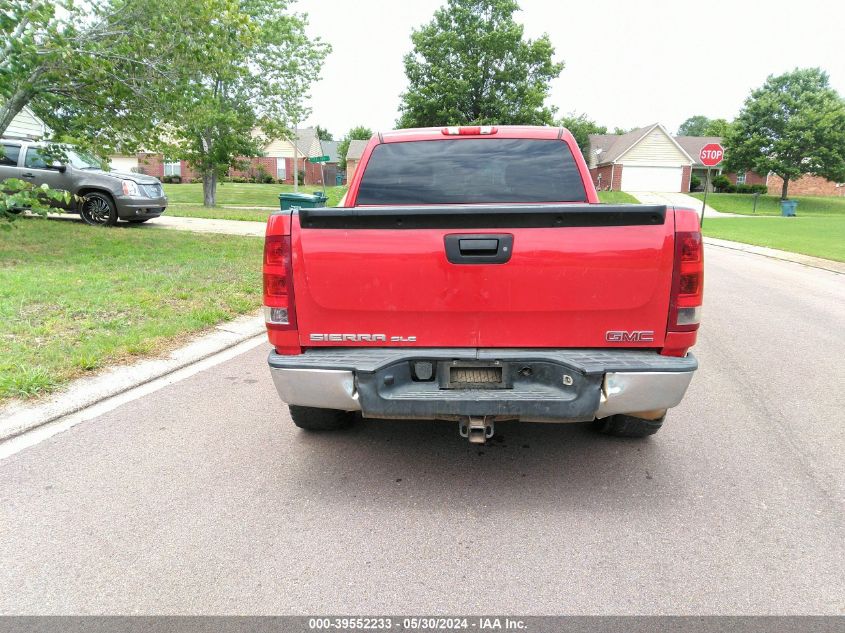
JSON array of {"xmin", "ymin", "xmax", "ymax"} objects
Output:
[{"xmin": 699, "ymin": 143, "xmax": 724, "ymax": 167}]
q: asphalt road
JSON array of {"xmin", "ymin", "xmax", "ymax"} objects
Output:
[{"xmin": 0, "ymin": 245, "xmax": 843, "ymax": 615}]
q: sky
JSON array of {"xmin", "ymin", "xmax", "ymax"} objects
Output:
[{"xmin": 297, "ymin": 0, "xmax": 845, "ymax": 138}]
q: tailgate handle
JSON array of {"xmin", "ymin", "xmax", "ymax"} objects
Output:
[
  {"xmin": 459, "ymin": 238, "xmax": 498, "ymax": 254},
  {"xmin": 445, "ymin": 234, "xmax": 513, "ymax": 264}
]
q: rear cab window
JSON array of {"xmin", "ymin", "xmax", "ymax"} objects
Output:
[{"xmin": 355, "ymin": 138, "xmax": 587, "ymax": 205}]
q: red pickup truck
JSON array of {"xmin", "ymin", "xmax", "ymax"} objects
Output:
[{"xmin": 263, "ymin": 126, "xmax": 702, "ymax": 443}]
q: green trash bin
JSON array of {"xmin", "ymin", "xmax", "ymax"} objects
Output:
[
  {"xmin": 279, "ymin": 192, "xmax": 328, "ymax": 211},
  {"xmin": 780, "ymin": 200, "xmax": 798, "ymax": 217}
]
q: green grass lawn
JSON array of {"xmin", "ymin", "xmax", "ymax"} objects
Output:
[
  {"xmin": 691, "ymin": 193, "xmax": 845, "ymax": 261},
  {"xmin": 166, "ymin": 205, "xmax": 273, "ymax": 222},
  {"xmin": 0, "ymin": 218, "xmax": 263, "ymax": 402},
  {"xmin": 164, "ymin": 182, "xmax": 347, "ymax": 208},
  {"xmin": 690, "ymin": 193, "xmax": 845, "ymax": 216},
  {"xmin": 703, "ymin": 217, "xmax": 845, "ymax": 262},
  {"xmin": 597, "ymin": 191, "xmax": 639, "ymax": 204}
]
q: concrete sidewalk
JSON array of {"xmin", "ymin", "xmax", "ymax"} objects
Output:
[
  {"xmin": 704, "ymin": 237, "xmax": 844, "ymax": 275},
  {"xmin": 46, "ymin": 212, "xmax": 266, "ymax": 236},
  {"xmin": 0, "ymin": 312, "xmax": 265, "ymax": 444},
  {"xmin": 144, "ymin": 214, "xmax": 266, "ymax": 236}
]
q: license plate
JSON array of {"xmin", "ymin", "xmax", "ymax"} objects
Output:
[
  {"xmin": 450, "ymin": 366, "xmax": 502, "ymax": 384},
  {"xmin": 440, "ymin": 361, "xmax": 509, "ymax": 389}
]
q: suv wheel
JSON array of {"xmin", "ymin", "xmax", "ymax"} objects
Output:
[
  {"xmin": 592, "ymin": 413, "xmax": 665, "ymax": 438},
  {"xmin": 289, "ymin": 405, "xmax": 355, "ymax": 431},
  {"xmin": 79, "ymin": 192, "xmax": 118, "ymax": 226}
]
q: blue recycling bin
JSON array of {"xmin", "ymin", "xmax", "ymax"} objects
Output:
[{"xmin": 780, "ymin": 200, "xmax": 798, "ymax": 217}]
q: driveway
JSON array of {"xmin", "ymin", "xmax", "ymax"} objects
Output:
[
  {"xmin": 146, "ymin": 215, "xmax": 265, "ymax": 237},
  {"xmin": 632, "ymin": 191, "xmax": 744, "ymax": 217},
  {"xmin": 0, "ymin": 245, "xmax": 842, "ymax": 614},
  {"xmin": 46, "ymin": 212, "xmax": 267, "ymax": 237}
]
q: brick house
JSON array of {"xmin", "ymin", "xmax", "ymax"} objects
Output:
[
  {"xmin": 766, "ymin": 174, "xmax": 845, "ymax": 197},
  {"xmin": 674, "ymin": 136, "xmax": 767, "ymax": 192},
  {"xmin": 588, "ymin": 124, "xmax": 695, "ymax": 192},
  {"xmin": 138, "ymin": 127, "xmax": 339, "ymax": 186},
  {"xmin": 675, "ymin": 136, "xmax": 844, "ymax": 196}
]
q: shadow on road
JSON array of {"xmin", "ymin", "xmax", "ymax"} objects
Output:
[{"xmin": 279, "ymin": 415, "xmax": 684, "ymax": 514}]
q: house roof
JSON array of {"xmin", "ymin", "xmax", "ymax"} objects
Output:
[
  {"xmin": 588, "ymin": 125, "xmax": 656, "ymax": 165},
  {"xmin": 321, "ymin": 139, "xmax": 340, "ymax": 163},
  {"xmin": 674, "ymin": 136, "xmax": 723, "ymax": 167},
  {"xmin": 588, "ymin": 124, "xmax": 694, "ymax": 166},
  {"xmin": 346, "ymin": 139, "xmax": 368, "ymax": 161},
  {"xmin": 293, "ymin": 127, "xmax": 319, "ymax": 156}
]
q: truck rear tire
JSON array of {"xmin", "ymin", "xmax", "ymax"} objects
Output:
[
  {"xmin": 592, "ymin": 413, "xmax": 664, "ymax": 438},
  {"xmin": 288, "ymin": 405, "xmax": 355, "ymax": 431}
]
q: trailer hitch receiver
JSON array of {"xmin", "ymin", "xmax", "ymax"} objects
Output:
[{"xmin": 459, "ymin": 416, "xmax": 494, "ymax": 444}]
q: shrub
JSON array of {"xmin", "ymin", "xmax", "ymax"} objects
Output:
[
  {"xmin": 689, "ymin": 174, "xmax": 702, "ymax": 191},
  {"xmin": 162, "ymin": 175, "xmax": 182, "ymax": 184},
  {"xmin": 732, "ymin": 183, "xmax": 769, "ymax": 195},
  {"xmin": 712, "ymin": 174, "xmax": 731, "ymax": 192},
  {"xmin": 254, "ymin": 165, "xmax": 275, "ymax": 184}
]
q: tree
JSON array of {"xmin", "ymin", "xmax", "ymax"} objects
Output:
[
  {"xmin": 314, "ymin": 126, "xmax": 333, "ymax": 141},
  {"xmin": 158, "ymin": 0, "xmax": 329, "ymax": 206},
  {"xmin": 337, "ymin": 125, "xmax": 373, "ymax": 170},
  {"xmin": 677, "ymin": 115, "xmax": 709, "ymax": 136},
  {"xmin": 397, "ymin": 0, "xmax": 563, "ymax": 128},
  {"xmin": 0, "ymin": 0, "xmax": 198, "ymax": 150},
  {"xmin": 677, "ymin": 115, "xmax": 731, "ymax": 137},
  {"xmin": 556, "ymin": 113, "xmax": 606, "ymax": 156},
  {"xmin": 724, "ymin": 68, "xmax": 845, "ymax": 199},
  {"xmin": 704, "ymin": 118, "xmax": 731, "ymax": 136},
  {"xmin": 1, "ymin": 0, "xmax": 200, "ymax": 224}
]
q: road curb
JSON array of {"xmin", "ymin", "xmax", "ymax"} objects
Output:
[
  {"xmin": 0, "ymin": 313, "xmax": 266, "ymax": 443},
  {"xmin": 703, "ymin": 237, "xmax": 844, "ymax": 274}
]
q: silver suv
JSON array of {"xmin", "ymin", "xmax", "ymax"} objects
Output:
[{"xmin": 0, "ymin": 139, "xmax": 167, "ymax": 226}]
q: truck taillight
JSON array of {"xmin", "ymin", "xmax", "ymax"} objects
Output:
[
  {"xmin": 669, "ymin": 230, "xmax": 703, "ymax": 330},
  {"xmin": 263, "ymin": 235, "xmax": 296, "ymax": 330},
  {"xmin": 441, "ymin": 126, "xmax": 498, "ymax": 135}
]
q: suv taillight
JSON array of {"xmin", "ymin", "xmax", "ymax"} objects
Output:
[
  {"xmin": 669, "ymin": 230, "xmax": 703, "ymax": 330},
  {"xmin": 263, "ymin": 235, "xmax": 297, "ymax": 330}
]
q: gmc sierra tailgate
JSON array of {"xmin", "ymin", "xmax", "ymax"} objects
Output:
[{"xmin": 291, "ymin": 203, "xmax": 674, "ymax": 348}]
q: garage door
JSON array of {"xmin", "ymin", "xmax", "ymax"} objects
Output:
[{"xmin": 620, "ymin": 166, "xmax": 684, "ymax": 192}]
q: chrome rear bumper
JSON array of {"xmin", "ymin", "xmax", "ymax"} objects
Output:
[{"xmin": 268, "ymin": 348, "xmax": 696, "ymax": 422}]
